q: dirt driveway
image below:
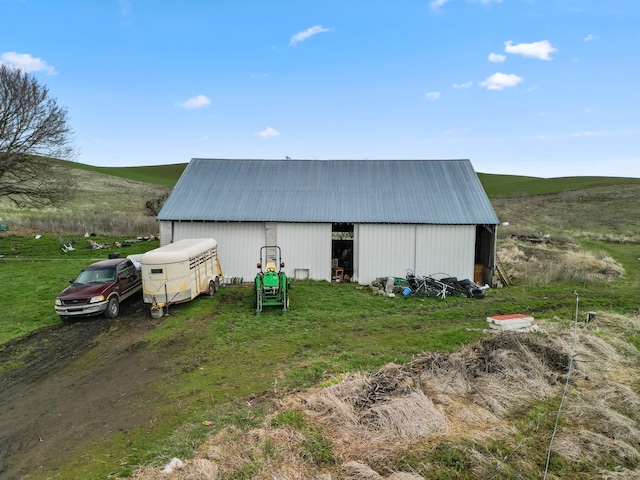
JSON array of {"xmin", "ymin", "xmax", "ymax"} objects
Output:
[{"xmin": 0, "ymin": 298, "xmax": 172, "ymax": 479}]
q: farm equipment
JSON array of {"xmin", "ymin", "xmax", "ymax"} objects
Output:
[{"xmin": 253, "ymin": 246, "xmax": 289, "ymax": 313}]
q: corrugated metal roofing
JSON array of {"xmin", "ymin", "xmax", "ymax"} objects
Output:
[{"xmin": 157, "ymin": 158, "xmax": 499, "ymax": 225}]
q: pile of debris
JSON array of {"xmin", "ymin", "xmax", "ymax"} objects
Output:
[
  {"xmin": 509, "ymin": 232, "xmax": 551, "ymax": 243},
  {"xmin": 370, "ymin": 271, "xmax": 486, "ymax": 299},
  {"xmin": 404, "ymin": 269, "xmax": 486, "ymax": 299}
]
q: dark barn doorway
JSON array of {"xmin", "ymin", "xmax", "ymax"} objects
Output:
[{"xmin": 332, "ymin": 223, "xmax": 354, "ymax": 281}]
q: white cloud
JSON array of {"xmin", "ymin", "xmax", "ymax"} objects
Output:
[
  {"xmin": 257, "ymin": 127, "xmax": 280, "ymax": 139},
  {"xmin": 118, "ymin": 0, "xmax": 132, "ymax": 16},
  {"xmin": 480, "ymin": 72, "xmax": 523, "ymax": 90},
  {"xmin": 572, "ymin": 131, "xmax": 602, "ymax": 137},
  {"xmin": 432, "ymin": 0, "xmax": 500, "ymax": 10},
  {"xmin": 429, "ymin": 0, "xmax": 452, "ymax": 8},
  {"xmin": 488, "ymin": 52, "xmax": 506, "ymax": 63},
  {"xmin": 504, "ymin": 40, "xmax": 557, "ymax": 60},
  {"xmin": 444, "ymin": 128, "xmax": 470, "ymax": 135},
  {"xmin": 425, "ymin": 91, "xmax": 441, "ymax": 100},
  {"xmin": 178, "ymin": 95, "xmax": 211, "ymax": 109},
  {"xmin": 289, "ymin": 25, "xmax": 330, "ymax": 46},
  {"xmin": 0, "ymin": 51, "xmax": 56, "ymax": 74},
  {"xmin": 453, "ymin": 81, "xmax": 473, "ymax": 89},
  {"xmin": 584, "ymin": 34, "xmax": 598, "ymax": 42}
]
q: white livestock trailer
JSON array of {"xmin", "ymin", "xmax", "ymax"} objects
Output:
[{"xmin": 138, "ymin": 238, "xmax": 223, "ymax": 310}]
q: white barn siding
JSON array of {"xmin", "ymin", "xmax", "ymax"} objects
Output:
[
  {"xmin": 159, "ymin": 221, "xmax": 265, "ymax": 282},
  {"xmin": 415, "ymin": 225, "xmax": 475, "ymax": 280},
  {"xmin": 355, "ymin": 224, "xmax": 476, "ymax": 285},
  {"xmin": 158, "ymin": 220, "xmax": 476, "ymax": 286},
  {"xmin": 159, "ymin": 221, "xmax": 172, "ymax": 245},
  {"xmin": 157, "ymin": 221, "xmax": 332, "ymax": 282},
  {"xmin": 356, "ymin": 224, "xmax": 417, "ymax": 285},
  {"xmin": 277, "ymin": 223, "xmax": 332, "ymax": 281}
]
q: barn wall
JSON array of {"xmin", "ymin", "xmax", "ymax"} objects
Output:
[
  {"xmin": 355, "ymin": 224, "xmax": 476, "ymax": 285},
  {"xmin": 355, "ymin": 224, "xmax": 416, "ymax": 285},
  {"xmin": 156, "ymin": 221, "xmax": 332, "ymax": 282},
  {"xmin": 159, "ymin": 221, "xmax": 476, "ymax": 285},
  {"xmin": 277, "ymin": 223, "xmax": 332, "ymax": 281},
  {"xmin": 415, "ymin": 225, "xmax": 475, "ymax": 280},
  {"xmin": 160, "ymin": 221, "xmax": 264, "ymax": 282},
  {"xmin": 158, "ymin": 221, "xmax": 172, "ymax": 245}
]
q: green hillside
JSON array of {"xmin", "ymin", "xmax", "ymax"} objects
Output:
[
  {"xmin": 477, "ymin": 172, "xmax": 640, "ymax": 196},
  {"xmin": 71, "ymin": 162, "xmax": 188, "ymax": 187},
  {"xmin": 69, "ymin": 160, "xmax": 640, "ymax": 196}
]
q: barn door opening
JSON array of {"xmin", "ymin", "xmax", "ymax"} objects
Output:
[
  {"xmin": 332, "ymin": 223, "xmax": 353, "ymax": 281},
  {"xmin": 475, "ymin": 224, "xmax": 496, "ymax": 285}
]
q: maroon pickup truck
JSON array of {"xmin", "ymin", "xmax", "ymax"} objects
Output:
[{"xmin": 55, "ymin": 257, "xmax": 142, "ymax": 321}]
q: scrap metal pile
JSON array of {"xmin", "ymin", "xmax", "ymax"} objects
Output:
[{"xmin": 404, "ymin": 269, "xmax": 486, "ymax": 299}]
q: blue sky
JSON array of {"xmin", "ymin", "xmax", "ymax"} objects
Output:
[{"xmin": 1, "ymin": 1, "xmax": 639, "ymax": 178}]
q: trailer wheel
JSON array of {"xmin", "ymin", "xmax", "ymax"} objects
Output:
[{"xmin": 208, "ymin": 279, "xmax": 216, "ymax": 296}]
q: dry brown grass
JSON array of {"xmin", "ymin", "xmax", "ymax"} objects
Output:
[
  {"xmin": 131, "ymin": 312, "xmax": 640, "ymax": 479},
  {"xmin": 497, "ymin": 239, "xmax": 625, "ymax": 285},
  {"xmin": 0, "ymin": 168, "xmax": 170, "ymax": 236},
  {"xmin": 490, "ymin": 184, "xmax": 640, "ymax": 234},
  {"xmin": 492, "ymin": 185, "xmax": 639, "ymax": 286}
]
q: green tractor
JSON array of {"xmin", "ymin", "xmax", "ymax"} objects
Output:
[{"xmin": 253, "ymin": 246, "xmax": 289, "ymax": 313}]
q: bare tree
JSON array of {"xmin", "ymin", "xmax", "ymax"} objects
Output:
[
  {"xmin": 0, "ymin": 64, "xmax": 77, "ymax": 207},
  {"xmin": 145, "ymin": 192, "xmax": 170, "ymax": 216}
]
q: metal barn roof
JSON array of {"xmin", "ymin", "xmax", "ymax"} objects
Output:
[{"xmin": 157, "ymin": 158, "xmax": 499, "ymax": 225}]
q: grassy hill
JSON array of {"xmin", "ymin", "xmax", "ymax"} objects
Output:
[
  {"xmin": 7, "ymin": 159, "xmax": 639, "ymax": 236},
  {"xmin": 68, "ymin": 160, "xmax": 640, "ymax": 195},
  {"xmin": 71, "ymin": 161, "xmax": 188, "ymax": 187}
]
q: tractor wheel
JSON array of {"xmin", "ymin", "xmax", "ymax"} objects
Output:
[
  {"xmin": 256, "ymin": 290, "xmax": 263, "ymax": 312},
  {"xmin": 282, "ymin": 287, "xmax": 289, "ymax": 311}
]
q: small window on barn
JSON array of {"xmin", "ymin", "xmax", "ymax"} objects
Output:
[{"xmin": 150, "ymin": 268, "xmax": 163, "ymax": 274}]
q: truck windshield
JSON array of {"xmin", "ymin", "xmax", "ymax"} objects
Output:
[{"xmin": 75, "ymin": 267, "xmax": 116, "ymax": 284}]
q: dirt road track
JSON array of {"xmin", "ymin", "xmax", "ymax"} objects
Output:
[{"xmin": 0, "ymin": 299, "xmax": 169, "ymax": 479}]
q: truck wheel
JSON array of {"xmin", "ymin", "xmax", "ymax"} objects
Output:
[{"xmin": 104, "ymin": 297, "xmax": 119, "ymax": 318}]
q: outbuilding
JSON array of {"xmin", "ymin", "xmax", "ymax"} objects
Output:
[{"xmin": 156, "ymin": 158, "xmax": 500, "ymax": 285}]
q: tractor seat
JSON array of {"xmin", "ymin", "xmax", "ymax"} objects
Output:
[{"xmin": 265, "ymin": 262, "xmax": 277, "ymax": 273}]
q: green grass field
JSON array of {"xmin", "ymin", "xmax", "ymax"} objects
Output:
[
  {"xmin": 0, "ymin": 234, "xmax": 159, "ymax": 342},
  {"xmin": 4, "ymin": 237, "xmax": 638, "ymax": 478}
]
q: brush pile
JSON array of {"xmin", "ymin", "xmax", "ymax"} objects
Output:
[{"xmin": 132, "ymin": 313, "xmax": 640, "ymax": 479}]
